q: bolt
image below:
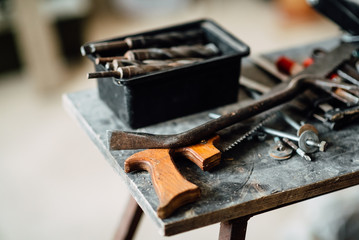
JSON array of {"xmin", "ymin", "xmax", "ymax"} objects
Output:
[
  {"xmin": 280, "ymin": 113, "xmax": 329, "ymax": 152},
  {"xmin": 274, "ymin": 137, "xmax": 284, "ymax": 151},
  {"xmin": 306, "ymin": 139, "xmax": 328, "ymax": 152},
  {"xmin": 261, "ymin": 127, "xmax": 325, "ymax": 153}
]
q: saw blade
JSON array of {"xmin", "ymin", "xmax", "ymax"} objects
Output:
[{"xmin": 220, "ymin": 112, "xmax": 279, "ymax": 152}]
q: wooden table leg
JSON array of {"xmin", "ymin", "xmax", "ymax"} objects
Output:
[
  {"xmin": 113, "ymin": 196, "xmax": 143, "ymax": 240},
  {"xmin": 218, "ymin": 215, "xmax": 251, "ymax": 240}
]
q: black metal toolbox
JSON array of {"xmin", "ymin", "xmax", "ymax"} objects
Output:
[{"xmin": 82, "ymin": 19, "xmax": 250, "ymax": 128}]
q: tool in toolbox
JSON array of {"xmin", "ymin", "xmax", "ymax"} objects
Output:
[
  {"xmin": 89, "ymin": 43, "xmax": 220, "ymax": 79},
  {"xmin": 81, "ymin": 28, "xmax": 206, "ymax": 56},
  {"xmin": 88, "ymin": 58, "xmax": 201, "ymax": 79},
  {"xmin": 122, "ymin": 43, "xmax": 219, "ymax": 61},
  {"xmin": 88, "ymin": 44, "xmax": 219, "ymax": 79}
]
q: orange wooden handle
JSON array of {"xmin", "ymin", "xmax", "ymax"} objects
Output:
[
  {"xmin": 124, "ymin": 136, "xmax": 221, "ymax": 218},
  {"xmin": 174, "ymin": 135, "xmax": 221, "ymax": 171},
  {"xmin": 125, "ymin": 149, "xmax": 200, "ymax": 219}
]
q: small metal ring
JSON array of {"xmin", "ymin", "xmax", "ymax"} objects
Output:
[
  {"xmin": 298, "ymin": 130, "xmax": 319, "ymax": 153},
  {"xmin": 297, "ymin": 124, "xmax": 319, "ymax": 136}
]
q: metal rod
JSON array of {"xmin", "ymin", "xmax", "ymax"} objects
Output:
[
  {"xmin": 281, "ymin": 113, "xmax": 301, "ymax": 130},
  {"xmin": 262, "ymin": 127, "xmax": 299, "ymax": 142},
  {"xmin": 337, "ymin": 69, "xmax": 359, "ymax": 86}
]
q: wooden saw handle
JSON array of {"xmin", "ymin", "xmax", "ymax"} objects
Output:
[
  {"xmin": 124, "ymin": 136, "xmax": 221, "ymax": 218},
  {"xmin": 173, "ymin": 135, "xmax": 221, "ymax": 171}
]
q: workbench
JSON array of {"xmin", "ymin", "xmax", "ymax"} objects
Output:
[{"xmin": 63, "ymin": 38, "xmax": 359, "ymax": 239}]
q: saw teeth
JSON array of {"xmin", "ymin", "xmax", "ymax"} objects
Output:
[{"xmin": 224, "ymin": 113, "xmax": 278, "ymax": 152}]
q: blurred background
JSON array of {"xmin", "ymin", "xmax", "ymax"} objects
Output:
[{"xmin": 1, "ymin": 0, "xmax": 358, "ymax": 239}]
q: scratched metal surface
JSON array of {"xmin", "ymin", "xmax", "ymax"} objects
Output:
[{"xmin": 63, "ymin": 38, "xmax": 359, "ymax": 236}]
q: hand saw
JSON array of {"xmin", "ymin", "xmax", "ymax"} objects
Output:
[{"xmin": 124, "ymin": 113, "xmax": 277, "ymax": 219}]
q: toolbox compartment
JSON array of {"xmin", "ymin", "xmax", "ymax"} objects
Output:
[{"xmin": 83, "ymin": 19, "xmax": 250, "ymax": 128}]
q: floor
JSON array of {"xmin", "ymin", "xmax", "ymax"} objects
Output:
[{"xmin": 1, "ymin": 0, "xmax": 358, "ymax": 239}]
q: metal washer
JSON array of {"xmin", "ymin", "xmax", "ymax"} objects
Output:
[{"xmin": 298, "ymin": 130, "xmax": 319, "ymax": 153}]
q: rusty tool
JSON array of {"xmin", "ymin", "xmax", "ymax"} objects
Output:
[
  {"xmin": 95, "ymin": 43, "xmax": 216, "ymax": 66},
  {"xmin": 81, "ymin": 29, "xmax": 205, "ymax": 56},
  {"xmin": 88, "ymin": 64, "xmax": 172, "ymax": 79},
  {"xmin": 124, "ymin": 43, "xmax": 219, "ymax": 61},
  {"xmin": 282, "ymin": 137, "xmax": 312, "ymax": 161},
  {"xmin": 109, "ymin": 43, "xmax": 359, "ymax": 150},
  {"xmin": 324, "ymin": 105, "xmax": 359, "ymax": 121},
  {"xmin": 95, "ymin": 56, "xmax": 128, "ymax": 65},
  {"xmin": 312, "ymin": 103, "xmax": 359, "ymax": 130},
  {"xmin": 104, "ymin": 59, "xmax": 140, "ymax": 71},
  {"xmin": 88, "ymin": 59, "xmax": 200, "ymax": 79}
]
